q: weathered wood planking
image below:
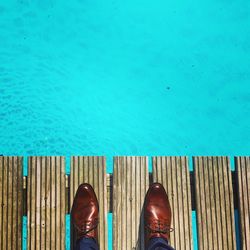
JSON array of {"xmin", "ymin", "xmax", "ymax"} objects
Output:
[
  {"xmin": 27, "ymin": 156, "xmax": 66, "ymax": 250},
  {"xmin": 70, "ymin": 156, "xmax": 108, "ymax": 250},
  {"xmin": 0, "ymin": 156, "xmax": 23, "ymax": 250},
  {"xmin": 194, "ymin": 156, "xmax": 236, "ymax": 250},
  {"xmin": 152, "ymin": 156, "xmax": 193, "ymax": 250},
  {"xmin": 107, "ymin": 173, "xmax": 113, "ymax": 213},
  {"xmin": 235, "ymin": 157, "xmax": 250, "ymax": 250},
  {"xmin": 113, "ymin": 156, "xmax": 149, "ymax": 250}
]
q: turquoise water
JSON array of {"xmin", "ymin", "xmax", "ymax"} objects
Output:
[{"xmin": 0, "ymin": 0, "xmax": 249, "ymax": 249}]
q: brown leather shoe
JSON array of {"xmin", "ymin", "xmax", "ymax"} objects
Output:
[
  {"xmin": 71, "ymin": 183, "xmax": 99, "ymax": 241},
  {"xmin": 144, "ymin": 183, "xmax": 172, "ymax": 244}
]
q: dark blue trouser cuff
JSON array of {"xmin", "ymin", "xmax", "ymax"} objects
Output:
[
  {"xmin": 75, "ymin": 237, "xmax": 99, "ymax": 250},
  {"xmin": 147, "ymin": 237, "xmax": 175, "ymax": 250},
  {"xmin": 75, "ymin": 237, "xmax": 175, "ymax": 250}
]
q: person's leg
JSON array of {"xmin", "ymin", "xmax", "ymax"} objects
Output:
[
  {"xmin": 75, "ymin": 238, "xmax": 99, "ymax": 250},
  {"xmin": 147, "ymin": 237, "xmax": 175, "ymax": 250}
]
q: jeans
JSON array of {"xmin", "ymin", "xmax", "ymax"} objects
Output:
[
  {"xmin": 75, "ymin": 238, "xmax": 99, "ymax": 250},
  {"xmin": 75, "ymin": 237, "xmax": 175, "ymax": 250},
  {"xmin": 147, "ymin": 237, "xmax": 175, "ymax": 250}
]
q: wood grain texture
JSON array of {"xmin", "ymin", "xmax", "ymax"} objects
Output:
[
  {"xmin": 27, "ymin": 156, "xmax": 66, "ymax": 250},
  {"xmin": 0, "ymin": 156, "xmax": 23, "ymax": 250},
  {"xmin": 107, "ymin": 174, "xmax": 113, "ymax": 213},
  {"xmin": 235, "ymin": 157, "xmax": 250, "ymax": 250},
  {"xmin": 152, "ymin": 156, "xmax": 193, "ymax": 250},
  {"xmin": 70, "ymin": 156, "xmax": 108, "ymax": 250},
  {"xmin": 113, "ymin": 156, "xmax": 149, "ymax": 250},
  {"xmin": 194, "ymin": 156, "xmax": 236, "ymax": 250}
]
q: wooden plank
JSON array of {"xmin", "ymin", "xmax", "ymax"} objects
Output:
[
  {"xmin": 27, "ymin": 156, "xmax": 66, "ymax": 250},
  {"xmin": 106, "ymin": 174, "xmax": 113, "ymax": 213},
  {"xmin": 113, "ymin": 156, "xmax": 149, "ymax": 250},
  {"xmin": 0, "ymin": 156, "xmax": 23, "ymax": 250},
  {"xmin": 194, "ymin": 156, "xmax": 236, "ymax": 250},
  {"xmin": 40, "ymin": 157, "xmax": 46, "ymax": 250},
  {"xmin": 70, "ymin": 156, "xmax": 108, "ymax": 250},
  {"xmin": 235, "ymin": 156, "xmax": 250, "ymax": 250},
  {"xmin": 152, "ymin": 156, "xmax": 193, "ymax": 250}
]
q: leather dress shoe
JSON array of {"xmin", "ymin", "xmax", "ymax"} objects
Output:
[
  {"xmin": 71, "ymin": 183, "xmax": 99, "ymax": 241},
  {"xmin": 144, "ymin": 183, "xmax": 172, "ymax": 244}
]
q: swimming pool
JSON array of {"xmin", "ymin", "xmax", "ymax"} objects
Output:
[{"xmin": 0, "ymin": 0, "xmax": 249, "ymax": 249}]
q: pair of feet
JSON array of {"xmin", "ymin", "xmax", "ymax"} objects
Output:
[{"xmin": 71, "ymin": 183, "xmax": 172, "ymax": 245}]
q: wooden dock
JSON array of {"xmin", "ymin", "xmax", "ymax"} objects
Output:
[{"xmin": 0, "ymin": 156, "xmax": 249, "ymax": 250}]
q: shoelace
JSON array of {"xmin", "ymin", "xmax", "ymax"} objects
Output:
[
  {"xmin": 146, "ymin": 220, "xmax": 174, "ymax": 234},
  {"xmin": 75, "ymin": 218, "xmax": 99, "ymax": 234}
]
